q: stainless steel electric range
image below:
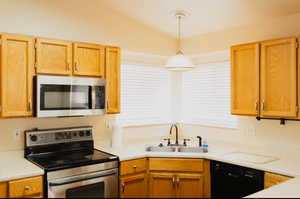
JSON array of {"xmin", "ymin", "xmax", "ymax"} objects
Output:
[{"xmin": 24, "ymin": 126, "xmax": 119, "ymax": 198}]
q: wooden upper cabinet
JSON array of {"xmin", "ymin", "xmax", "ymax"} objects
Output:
[
  {"xmin": 149, "ymin": 173, "xmax": 176, "ymax": 198},
  {"xmin": 231, "ymin": 43, "xmax": 260, "ymax": 116},
  {"xmin": 176, "ymin": 173, "xmax": 204, "ymax": 198},
  {"xmin": 105, "ymin": 47, "xmax": 121, "ymax": 114},
  {"xmin": 36, "ymin": 38, "xmax": 72, "ymax": 75},
  {"xmin": 73, "ymin": 42, "xmax": 105, "ymax": 77},
  {"xmin": 0, "ymin": 33, "xmax": 35, "ymax": 117},
  {"xmin": 260, "ymin": 38, "xmax": 297, "ymax": 118},
  {"xmin": 120, "ymin": 173, "xmax": 147, "ymax": 198}
]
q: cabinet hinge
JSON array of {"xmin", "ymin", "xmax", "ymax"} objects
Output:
[
  {"xmin": 0, "ymin": 106, "xmax": 2, "ymax": 112},
  {"xmin": 34, "ymin": 42, "xmax": 38, "ymax": 49},
  {"xmin": 34, "ymin": 62, "xmax": 38, "ymax": 69},
  {"xmin": 0, "ymin": 40, "xmax": 2, "ymax": 46},
  {"xmin": 296, "ymin": 42, "xmax": 299, "ymax": 49},
  {"xmin": 297, "ymin": 106, "xmax": 299, "ymax": 113}
]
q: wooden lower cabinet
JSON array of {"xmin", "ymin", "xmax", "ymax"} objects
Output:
[
  {"xmin": 119, "ymin": 158, "xmax": 210, "ymax": 198},
  {"xmin": 0, "ymin": 176, "xmax": 43, "ymax": 198},
  {"xmin": 264, "ymin": 172, "xmax": 292, "ymax": 189},
  {"xmin": 120, "ymin": 173, "xmax": 148, "ymax": 198},
  {"xmin": 0, "ymin": 182, "xmax": 7, "ymax": 198}
]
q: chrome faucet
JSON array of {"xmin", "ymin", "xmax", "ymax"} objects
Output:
[{"xmin": 169, "ymin": 123, "xmax": 179, "ymax": 146}]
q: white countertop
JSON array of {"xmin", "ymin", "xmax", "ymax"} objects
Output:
[
  {"xmin": 95, "ymin": 142, "xmax": 300, "ymax": 198},
  {"xmin": 0, "ymin": 144, "xmax": 299, "ymax": 197},
  {"xmin": 0, "ymin": 150, "xmax": 44, "ymax": 182}
]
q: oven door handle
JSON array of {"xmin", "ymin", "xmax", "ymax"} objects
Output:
[{"xmin": 49, "ymin": 169, "xmax": 117, "ymax": 187}]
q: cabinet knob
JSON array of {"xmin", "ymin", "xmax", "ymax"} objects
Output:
[
  {"xmin": 133, "ymin": 165, "xmax": 137, "ymax": 169},
  {"xmin": 24, "ymin": 185, "xmax": 30, "ymax": 191}
]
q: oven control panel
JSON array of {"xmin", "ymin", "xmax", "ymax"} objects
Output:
[{"xmin": 25, "ymin": 126, "xmax": 93, "ymax": 147}]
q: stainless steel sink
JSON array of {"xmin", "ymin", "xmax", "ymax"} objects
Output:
[
  {"xmin": 178, "ymin": 147, "xmax": 204, "ymax": 153},
  {"xmin": 145, "ymin": 146, "xmax": 176, "ymax": 152}
]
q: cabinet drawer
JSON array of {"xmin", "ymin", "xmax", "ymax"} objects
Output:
[
  {"xmin": 264, "ymin": 172, "xmax": 292, "ymax": 189},
  {"xmin": 149, "ymin": 158, "xmax": 204, "ymax": 172},
  {"xmin": 9, "ymin": 176, "xmax": 43, "ymax": 198},
  {"xmin": 120, "ymin": 158, "xmax": 147, "ymax": 176}
]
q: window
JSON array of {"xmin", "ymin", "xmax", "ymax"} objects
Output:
[
  {"xmin": 120, "ymin": 64, "xmax": 172, "ymax": 126},
  {"xmin": 181, "ymin": 62, "xmax": 237, "ymax": 128}
]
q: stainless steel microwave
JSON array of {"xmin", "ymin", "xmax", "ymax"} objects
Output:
[{"xmin": 36, "ymin": 75, "xmax": 106, "ymax": 117}]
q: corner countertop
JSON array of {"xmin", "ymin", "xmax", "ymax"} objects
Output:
[
  {"xmin": 0, "ymin": 150, "xmax": 44, "ymax": 182},
  {"xmin": 95, "ymin": 142, "xmax": 300, "ymax": 198}
]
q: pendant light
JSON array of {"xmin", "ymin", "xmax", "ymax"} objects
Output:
[{"xmin": 165, "ymin": 11, "xmax": 194, "ymax": 71}]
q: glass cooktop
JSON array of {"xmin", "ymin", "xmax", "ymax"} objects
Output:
[{"xmin": 27, "ymin": 149, "xmax": 118, "ymax": 171}]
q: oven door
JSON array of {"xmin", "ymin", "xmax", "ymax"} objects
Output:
[{"xmin": 48, "ymin": 168, "xmax": 118, "ymax": 198}]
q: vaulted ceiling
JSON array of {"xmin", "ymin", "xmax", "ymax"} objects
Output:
[{"xmin": 100, "ymin": 0, "xmax": 300, "ymax": 38}]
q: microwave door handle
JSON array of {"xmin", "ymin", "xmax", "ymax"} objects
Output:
[
  {"xmin": 49, "ymin": 169, "xmax": 117, "ymax": 187},
  {"xmin": 91, "ymin": 86, "xmax": 96, "ymax": 109}
]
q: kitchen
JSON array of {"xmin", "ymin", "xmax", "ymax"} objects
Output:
[{"xmin": 1, "ymin": 0, "xmax": 300, "ymax": 198}]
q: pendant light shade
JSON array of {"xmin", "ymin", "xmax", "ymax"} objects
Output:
[
  {"xmin": 165, "ymin": 51, "xmax": 194, "ymax": 71},
  {"xmin": 165, "ymin": 11, "xmax": 194, "ymax": 71}
]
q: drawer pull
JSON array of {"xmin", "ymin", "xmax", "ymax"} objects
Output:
[
  {"xmin": 133, "ymin": 165, "xmax": 137, "ymax": 169},
  {"xmin": 121, "ymin": 182, "xmax": 125, "ymax": 193}
]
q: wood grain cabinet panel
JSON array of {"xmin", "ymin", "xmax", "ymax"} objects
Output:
[
  {"xmin": 149, "ymin": 158, "xmax": 204, "ymax": 172},
  {"xmin": 35, "ymin": 38, "xmax": 72, "ymax": 75},
  {"xmin": 8, "ymin": 176, "xmax": 43, "ymax": 198},
  {"xmin": 260, "ymin": 38, "xmax": 297, "ymax": 118},
  {"xmin": 264, "ymin": 172, "xmax": 292, "ymax": 189},
  {"xmin": 105, "ymin": 47, "xmax": 121, "ymax": 114},
  {"xmin": 0, "ymin": 182, "xmax": 8, "ymax": 198},
  {"xmin": 120, "ymin": 173, "xmax": 147, "ymax": 198},
  {"xmin": 149, "ymin": 172, "xmax": 175, "ymax": 198},
  {"xmin": 0, "ymin": 33, "xmax": 35, "ymax": 117},
  {"xmin": 231, "ymin": 43, "xmax": 260, "ymax": 116},
  {"xmin": 73, "ymin": 42, "xmax": 105, "ymax": 77},
  {"xmin": 176, "ymin": 173, "xmax": 204, "ymax": 198}
]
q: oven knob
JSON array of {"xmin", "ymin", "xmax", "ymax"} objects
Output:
[
  {"xmin": 30, "ymin": 135, "xmax": 38, "ymax": 142},
  {"xmin": 79, "ymin": 131, "xmax": 84, "ymax": 137}
]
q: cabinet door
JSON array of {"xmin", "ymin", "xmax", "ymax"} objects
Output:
[
  {"xmin": 36, "ymin": 38, "xmax": 72, "ymax": 75},
  {"xmin": 231, "ymin": 43, "xmax": 260, "ymax": 116},
  {"xmin": 0, "ymin": 182, "xmax": 7, "ymax": 198},
  {"xmin": 120, "ymin": 173, "xmax": 147, "ymax": 198},
  {"xmin": 175, "ymin": 173, "xmax": 204, "ymax": 198},
  {"xmin": 260, "ymin": 38, "xmax": 297, "ymax": 118},
  {"xmin": 149, "ymin": 173, "xmax": 175, "ymax": 198},
  {"xmin": 0, "ymin": 33, "xmax": 35, "ymax": 117},
  {"xmin": 73, "ymin": 42, "xmax": 105, "ymax": 77},
  {"xmin": 105, "ymin": 47, "xmax": 120, "ymax": 114}
]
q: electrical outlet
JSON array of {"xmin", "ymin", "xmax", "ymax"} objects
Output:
[{"xmin": 13, "ymin": 128, "xmax": 22, "ymax": 140}]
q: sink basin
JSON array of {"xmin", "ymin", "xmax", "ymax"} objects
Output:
[
  {"xmin": 178, "ymin": 147, "xmax": 204, "ymax": 153},
  {"xmin": 145, "ymin": 146, "xmax": 176, "ymax": 152}
]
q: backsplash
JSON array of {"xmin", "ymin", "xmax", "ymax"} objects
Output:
[{"xmin": 0, "ymin": 115, "xmax": 111, "ymax": 152}]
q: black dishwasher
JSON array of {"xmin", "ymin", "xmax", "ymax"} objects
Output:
[{"xmin": 211, "ymin": 160, "xmax": 264, "ymax": 198}]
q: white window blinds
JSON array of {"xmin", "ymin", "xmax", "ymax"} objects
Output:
[
  {"xmin": 120, "ymin": 64, "xmax": 172, "ymax": 126},
  {"xmin": 181, "ymin": 62, "xmax": 237, "ymax": 128}
]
